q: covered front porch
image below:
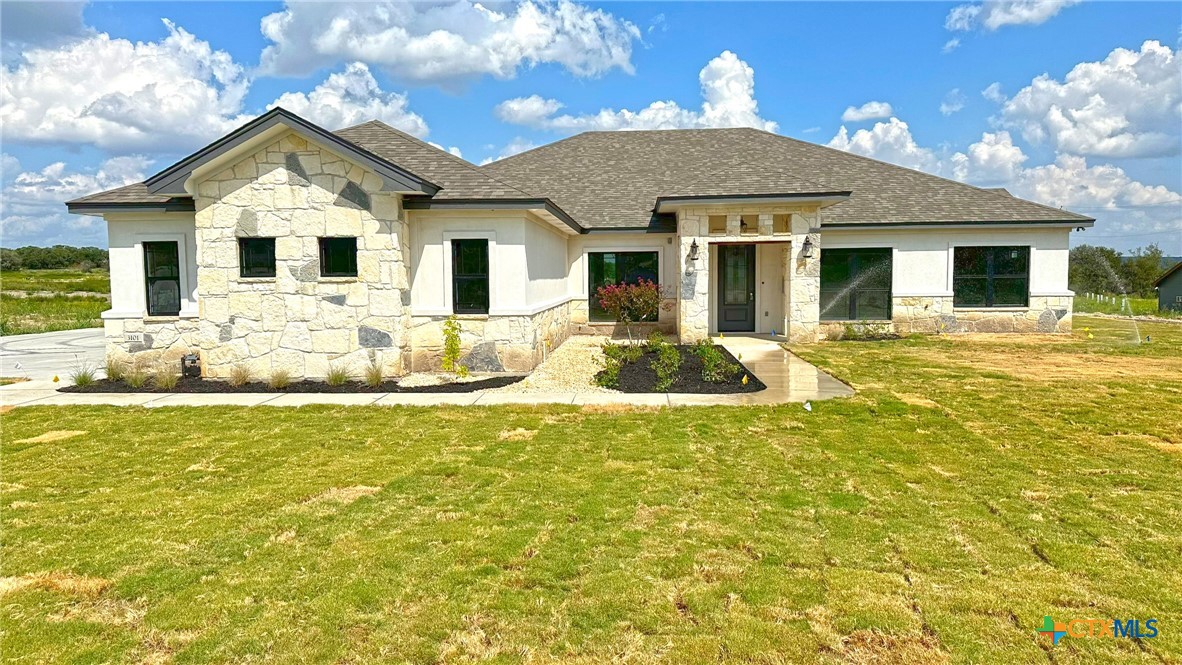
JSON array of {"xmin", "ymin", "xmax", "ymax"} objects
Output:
[{"xmin": 674, "ymin": 206, "xmax": 824, "ymax": 344}]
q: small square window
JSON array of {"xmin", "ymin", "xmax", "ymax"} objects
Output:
[
  {"xmin": 772, "ymin": 214, "xmax": 790, "ymax": 235},
  {"xmin": 319, "ymin": 237, "xmax": 358, "ymax": 277},
  {"xmin": 740, "ymin": 214, "xmax": 759, "ymax": 235},
  {"xmin": 238, "ymin": 238, "xmax": 276, "ymax": 278},
  {"xmin": 708, "ymin": 215, "xmax": 727, "ymax": 235}
]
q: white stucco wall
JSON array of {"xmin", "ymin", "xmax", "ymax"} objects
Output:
[
  {"xmin": 105, "ymin": 212, "xmax": 199, "ymax": 318},
  {"xmin": 820, "ymin": 226, "xmax": 1073, "ymax": 297}
]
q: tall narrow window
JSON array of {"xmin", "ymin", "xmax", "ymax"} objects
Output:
[
  {"xmin": 588, "ymin": 251, "xmax": 659, "ymax": 322},
  {"xmin": 238, "ymin": 238, "xmax": 276, "ymax": 278},
  {"xmin": 452, "ymin": 239, "xmax": 489, "ymax": 314},
  {"xmin": 820, "ymin": 248, "xmax": 892, "ymax": 321},
  {"xmin": 953, "ymin": 246, "xmax": 1029, "ymax": 307},
  {"xmin": 143, "ymin": 241, "xmax": 181, "ymax": 316},
  {"xmin": 318, "ymin": 237, "xmax": 357, "ymax": 277}
]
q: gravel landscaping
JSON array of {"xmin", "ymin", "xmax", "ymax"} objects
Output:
[{"xmin": 59, "ymin": 375, "xmax": 523, "ymax": 394}]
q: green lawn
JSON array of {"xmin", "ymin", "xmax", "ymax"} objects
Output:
[
  {"xmin": 1, "ymin": 269, "xmax": 110, "ymax": 335},
  {"xmin": 1074, "ymin": 293, "xmax": 1179, "ymax": 318},
  {"xmin": 3, "ymin": 315, "xmax": 1180, "ymax": 663}
]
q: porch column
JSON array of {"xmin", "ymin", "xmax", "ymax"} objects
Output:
[
  {"xmin": 787, "ymin": 212, "xmax": 821, "ymax": 343},
  {"xmin": 676, "ymin": 213, "xmax": 710, "ymax": 343}
]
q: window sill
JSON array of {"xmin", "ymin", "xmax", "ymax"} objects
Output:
[
  {"xmin": 318, "ymin": 276, "xmax": 358, "ymax": 282},
  {"xmin": 452, "ymin": 313, "xmax": 489, "ymax": 320},
  {"xmin": 238, "ymin": 276, "xmax": 276, "ymax": 283},
  {"xmin": 953, "ymin": 306, "xmax": 1029, "ymax": 312}
]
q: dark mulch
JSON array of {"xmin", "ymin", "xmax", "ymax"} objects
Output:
[
  {"xmin": 608, "ymin": 345, "xmax": 766, "ymax": 394},
  {"xmin": 60, "ymin": 375, "xmax": 523, "ymax": 394}
]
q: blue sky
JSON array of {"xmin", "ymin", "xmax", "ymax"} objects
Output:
[{"xmin": 2, "ymin": 1, "xmax": 1179, "ymax": 252}]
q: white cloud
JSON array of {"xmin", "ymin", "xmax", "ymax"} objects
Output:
[
  {"xmin": 946, "ymin": 0, "xmax": 1081, "ymax": 31},
  {"xmin": 942, "ymin": 38, "xmax": 961, "ymax": 53},
  {"xmin": 947, "ymin": 131, "xmax": 1029, "ymax": 184},
  {"xmin": 494, "ymin": 51, "xmax": 777, "ymax": 133},
  {"xmin": 1, "ymin": 19, "xmax": 250, "ymax": 153},
  {"xmin": 1, "ymin": 156, "xmax": 151, "ymax": 246},
  {"xmin": 480, "ymin": 137, "xmax": 538, "ymax": 165},
  {"xmin": 981, "ymin": 82, "xmax": 1006, "ymax": 103},
  {"xmin": 269, "ymin": 62, "xmax": 428, "ymax": 136},
  {"xmin": 827, "ymin": 117, "xmax": 938, "ymax": 172},
  {"xmin": 998, "ymin": 40, "xmax": 1181, "ymax": 158},
  {"xmin": 841, "ymin": 101, "xmax": 894, "ymax": 122},
  {"xmin": 1011, "ymin": 154, "xmax": 1181, "ymax": 210},
  {"xmin": 258, "ymin": 0, "xmax": 640, "ymax": 84},
  {"xmin": 0, "ymin": 1, "xmax": 92, "ymax": 64},
  {"xmin": 940, "ymin": 89, "xmax": 967, "ymax": 116}
]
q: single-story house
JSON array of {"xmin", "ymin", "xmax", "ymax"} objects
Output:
[
  {"xmin": 66, "ymin": 108, "xmax": 1094, "ymax": 378},
  {"xmin": 1154, "ymin": 261, "xmax": 1182, "ymax": 312}
]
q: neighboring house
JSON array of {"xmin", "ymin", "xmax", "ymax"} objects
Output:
[
  {"xmin": 1154, "ymin": 262, "xmax": 1182, "ymax": 312},
  {"xmin": 66, "ymin": 108, "xmax": 1093, "ymax": 379}
]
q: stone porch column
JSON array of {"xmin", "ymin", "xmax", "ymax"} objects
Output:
[
  {"xmin": 787, "ymin": 212, "xmax": 821, "ymax": 343},
  {"xmin": 677, "ymin": 213, "xmax": 710, "ymax": 343}
]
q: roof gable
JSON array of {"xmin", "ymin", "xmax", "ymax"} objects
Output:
[{"xmin": 144, "ymin": 108, "xmax": 439, "ymax": 197}]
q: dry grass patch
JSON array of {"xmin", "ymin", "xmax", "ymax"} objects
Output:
[
  {"xmin": 497, "ymin": 427, "xmax": 537, "ymax": 441},
  {"xmin": 836, "ymin": 630, "xmax": 949, "ymax": 665},
  {"xmin": 947, "ymin": 349, "xmax": 1182, "ymax": 382},
  {"xmin": 13, "ymin": 430, "xmax": 87, "ymax": 444},
  {"xmin": 304, "ymin": 485, "xmax": 383, "ymax": 506},
  {"xmin": 437, "ymin": 614, "xmax": 506, "ymax": 663},
  {"xmin": 48, "ymin": 598, "xmax": 146, "ymax": 626},
  {"xmin": 0, "ymin": 571, "xmax": 111, "ymax": 597},
  {"xmin": 892, "ymin": 393, "xmax": 942, "ymax": 409}
]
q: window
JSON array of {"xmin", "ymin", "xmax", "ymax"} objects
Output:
[
  {"xmin": 318, "ymin": 237, "xmax": 357, "ymax": 277},
  {"xmin": 451, "ymin": 239, "xmax": 489, "ymax": 314},
  {"xmin": 238, "ymin": 238, "xmax": 276, "ymax": 278},
  {"xmin": 143, "ymin": 241, "xmax": 181, "ymax": 316},
  {"xmin": 588, "ymin": 251, "xmax": 659, "ymax": 322},
  {"xmin": 708, "ymin": 215, "xmax": 727, "ymax": 235},
  {"xmin": 953, "ymin": 246, "xmax": 1029, "ymax": 307},
  {"xmin": 820, "ymin": 248, "xmax": 892, "ymax": 321},
  {"xmin": 772, "ymin": 214, "xmax": 790, "ymax": 235},
  {"xmin": 740, "ymin": 214, "xmax": 758, "ymax": 236}
]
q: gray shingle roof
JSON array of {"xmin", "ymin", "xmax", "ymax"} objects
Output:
[
  {"xmin": 69, "ymin": 120, "xmax": 1093, "ymax": 231},
  {"xmin": 482, "ymin": 127, "xmax": 1093, "ymax": 229},
  {"xmin": 334, "ymin": 121, "xmax": 538, "ymax": 200}
]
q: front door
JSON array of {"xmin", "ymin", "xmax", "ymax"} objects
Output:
[{"xmin": 717, "ymin": 244, "xmax": 756, "ymax": 332}]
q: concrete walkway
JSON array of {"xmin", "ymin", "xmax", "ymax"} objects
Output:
[{"xmin": 0, "ymin": 335, "xmax": 852, "ymax": 408}]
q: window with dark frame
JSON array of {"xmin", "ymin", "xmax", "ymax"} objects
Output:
[
  {"xmin": 953, "ymin": 246, "xmax": 1029, "ymax": 308},
  {"xmin": 142, "ymin": 241, "xmax": 181, "ymax": 316},
  {"xmin": 238, "ymin": 238, "xmax": 276, "ymax": 278},
  {"xmin": 588, "ymin": 251, "xmax": 659, "ymax": 322},
  {"xmin": 318, "ymin": 237, "xmax": 358, "ymax": 277},
  {"xmin": 451, "ymin": 239, "xmax": 489, "ymax": 314},
  {"xmin": 820, "ymin": 248, "xmax": 892, "ymax": 321}
]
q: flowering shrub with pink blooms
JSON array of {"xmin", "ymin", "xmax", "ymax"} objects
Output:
[{"xmin": 595, "ymin": 279, "xmax": 663, "ymax": 326}]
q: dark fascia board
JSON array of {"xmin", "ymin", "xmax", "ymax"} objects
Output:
[
  {"xmin": 1153, "ymin": 260, "xmax": 1182, "ymax": 287},
  {"xmin": 821, "ymin": 218, "xmax": 1095, "ymax": 229},
  {"xmin": 654, "ymin": 191, "xmax": 852, "ymax": 212},
  {"xmin": 144, "ymin": 107, "xmax": 440, "ymax": 197},
  {"xmin": 66, "ymin": 199, "xmax": 197, "ymax": 214},
  {"xmin": 402, "ymin": 197, "xmax": 584, "ymax": 233}
]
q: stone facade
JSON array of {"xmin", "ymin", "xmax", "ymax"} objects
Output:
[
  {"xmin": 106, "ymin": 132, "xmax": 412, "ymax": 380},
  {"xmin": 569, "ymin": 296, "xmax": 677, "ymax": 336},
  {"xmin": 408, "ymin": 300, "xmax": 573, "ymax": 373},
  {"xmin": 818, "ymin": 295, "xmax": 1074, "ymax": 338},
  {"xmin": 675, "ymin": 205, "xmax": 821, "ymax": 343}
]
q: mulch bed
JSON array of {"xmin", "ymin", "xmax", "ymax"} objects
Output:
[
  {"xmin": 608, "ymin": 345, "xmax": 766, "ymax": 394},
  {"xmin": 60, "ymin": 375, "xmax": 523, "ymax": 394}
]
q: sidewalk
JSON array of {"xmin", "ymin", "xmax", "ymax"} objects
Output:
[{"xmin": 1, "ymin": 336, "xmax": 852, "ymax": 408}]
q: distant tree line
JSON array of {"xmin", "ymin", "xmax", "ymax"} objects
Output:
[
  {"xmin": 0, "ymin": 246, "xmax": 109, "ymax": 272},
  {"xmin": 1069, "ymin": 244, "xmax": 1168, "ymax": 297}
]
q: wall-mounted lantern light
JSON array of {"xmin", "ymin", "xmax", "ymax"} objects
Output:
[
  {"xmin": 687, "ymin": 239, "xmax": 700, "ymax": 261},
  {"xmin": 800, "ymin": 236, "xmax": 815, "ymax": 259}
]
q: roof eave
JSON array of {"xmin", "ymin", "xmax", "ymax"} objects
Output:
[
  {"xmin": 402, "ymin": 197, "xmax": 584, "ymax": 234},
  {"xmin": 66, "ymin": 199, "xmax": 196, "ymax": 215},
  {"xmin": 1153, "ymin": 261, "xmax": 1182, "ymax": 288},
  {"xmin": 821, "ymin": 218, "xmax": 1095, "ymax": 229},
  {"xmin": 144, "ymin": 108, "xmax": 441, "ymax": 197}
]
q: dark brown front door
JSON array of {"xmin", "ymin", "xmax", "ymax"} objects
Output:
[{"xmin": 717, "ymin": 244, "xmax": 755, "ymax": 332}]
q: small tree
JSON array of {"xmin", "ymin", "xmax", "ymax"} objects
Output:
[
  {"xmin": 441, "ymin": 315, "xmax": 469, "ymax": 377},
  {"xmin": 595, "ymin": 279, "xmax": 668, "ymax": 342}
]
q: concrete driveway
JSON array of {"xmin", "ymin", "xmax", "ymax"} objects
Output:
[{"xmin": 0, "ymin": 328, "xmax": 105, "ymax": 380}]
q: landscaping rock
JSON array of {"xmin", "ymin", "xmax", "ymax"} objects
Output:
[{"xmin": 462, "ymin": 342, "xmax": 504, "ymax": 372}]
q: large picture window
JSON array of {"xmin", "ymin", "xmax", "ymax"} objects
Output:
[
  {"xmin": 820, "ymin": 248, "xmax": 892, "ymax": 321},
  {"xmin": 452, "ymin": 239, "xmax": 489, "ymax": 314},
  {"xmin": 143, "ymin": 241, "xmax": 181, "ymax": 316},
  {"xmin": 953, "ymin": 246, "xmax": 1029, "ymax": 307},
  {"xmin": 588, "ymin": 251, "xmax": 659, "ymax": 322},
  {"xmin": 318, "ymin": 237, "xmax": 357, "ymax": 277},
  {"xmin": 238, "ymin": 238, "xmax": 276, "ymax": 278}
]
